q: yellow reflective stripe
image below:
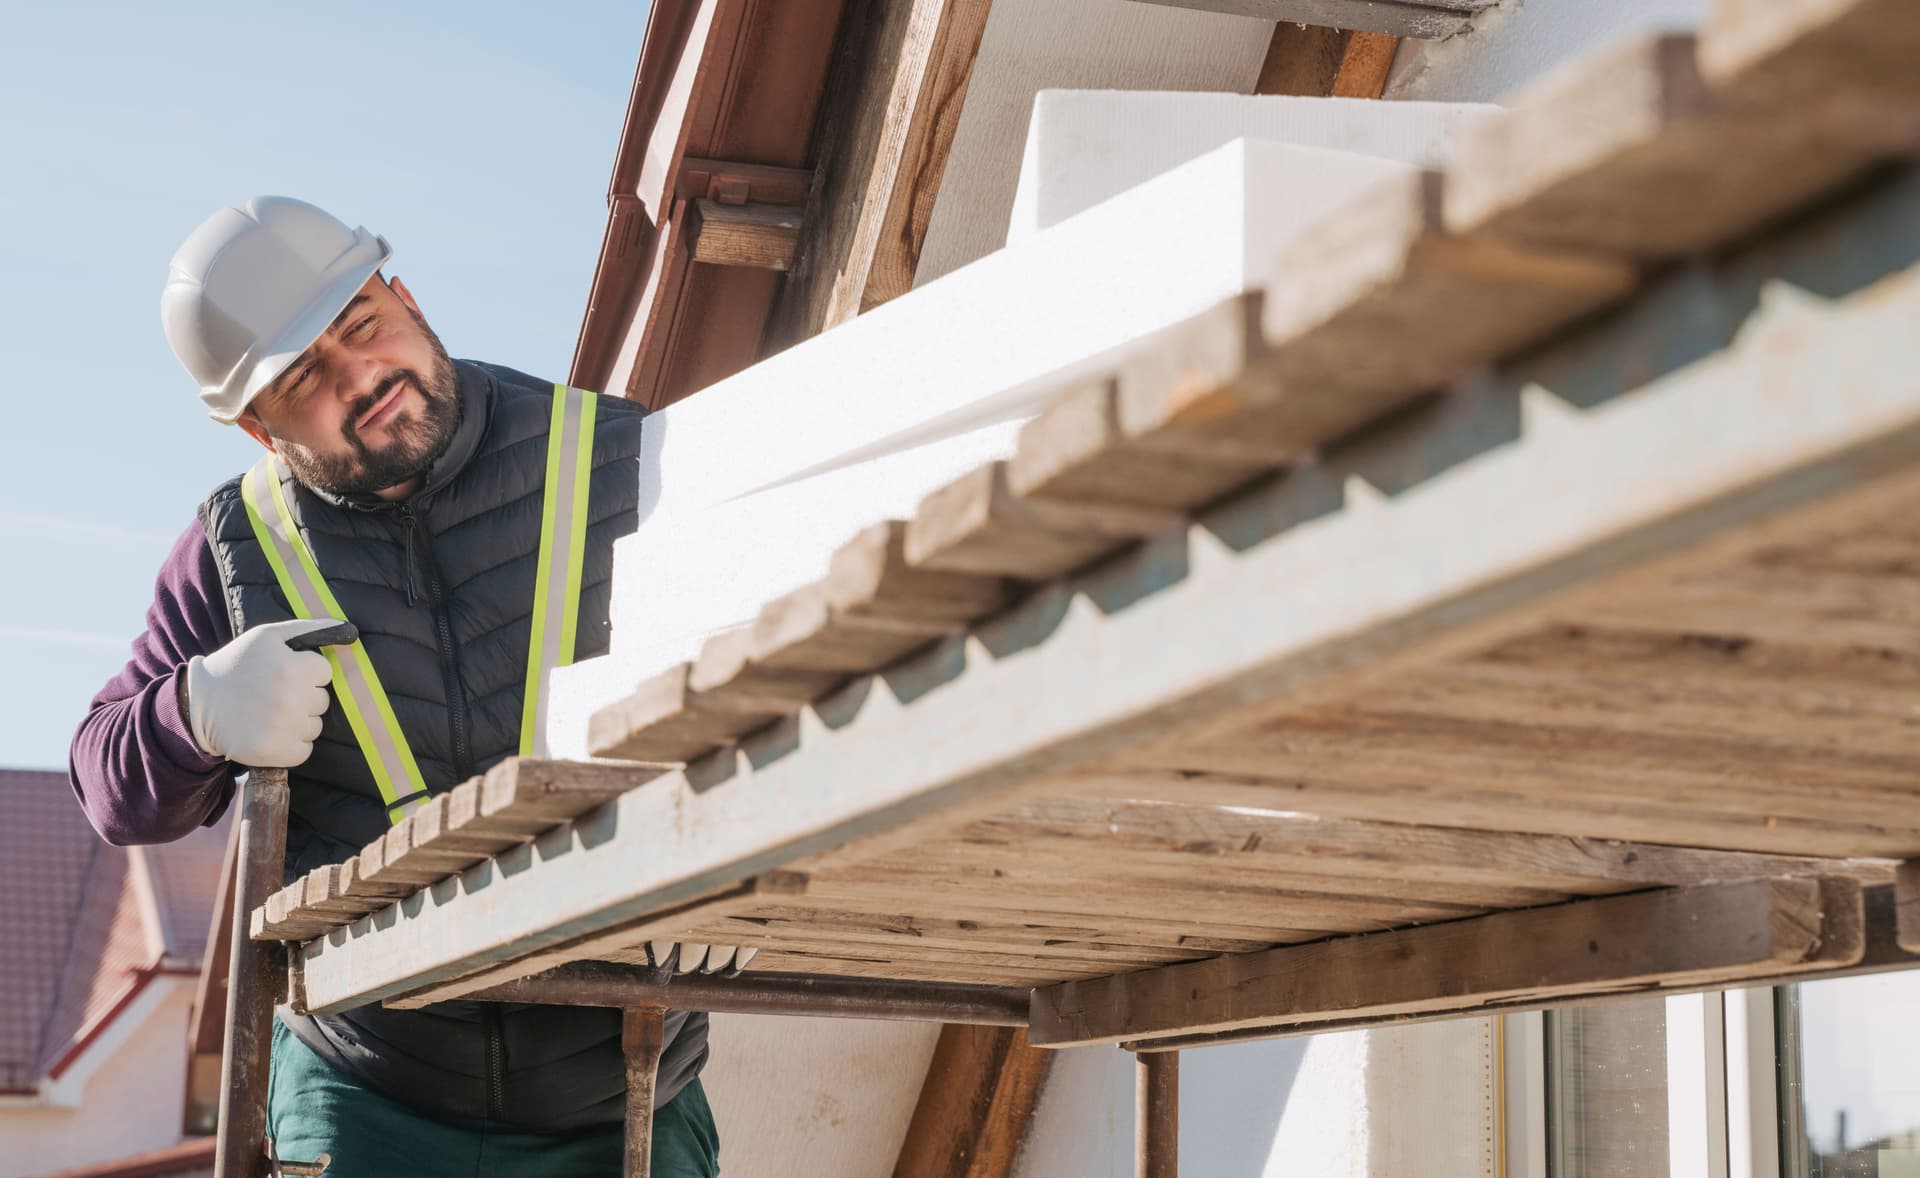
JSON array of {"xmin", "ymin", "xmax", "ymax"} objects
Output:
[
  {"xmin": 240, "ymin": 458, "xmax": 429, "ymax": 823},
  {"xmin": 559, "ymin": 391, "xmax": 597, "ymax": 667},
  {"xmin": 519, "ymin": 384, "xmax": 598, "ymax": 756}
]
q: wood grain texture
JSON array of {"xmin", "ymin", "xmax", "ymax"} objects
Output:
[
  {"xmin": 1331, "ymin": 31, "xmax": 1401, "ymax": 98},
  {"xmin": 1897, "ymin": 860, "xmax": 1920, "ymax": 953},
  {"xmin": 1443, "ymin": 32, "xmax": 1880, "ymax": 258},
  {"xmin": 1259, "ymin": 168, "xmax": 1637, "ymax": 426},
  {"xmin": 1702, "ymin": 0, "xmax": 1920, "ymax": 116},
  {"xmin": 906, "ymin": 462, "xmax": 1183, "ymax": 579},
  {"xmin": 771, "ymin": 0, "xmax": 992, "ymax": 342},
  {"xmin": 297, "ymin": 106, "xmax": 1920, "ymax": 1013},
  {"xmin": 1256, "ymin": 24, "xmax": 1399, "ymax": 98},
  {"xmin": 1029, "ymin": 878, "xmax": 1864, "ymax": 1046},
  {"xmin": 386, "ymin": 874, "xmax": 804, "ymax": 1008},
  {"xmin": 1006, "ymin": 295, "xmax": 1302, "ymax": 514},
  {"xmin": 688, "ymin": 200, "xmax": 804, "ymax": 270},
  {"xmin": 588, "ymin": 662, "xmax": 773, "ymax": 762},
  {"xmin": 860, "ymin": 0, "xmax": 994, "ymax": 313},
  {"xmin": 590, "ymin": 522, "xmax": 1010, "ymax": 771},
  {"xmin": 891, "ymin": 1025, "xmax": 1051, "ymax": 1178}
]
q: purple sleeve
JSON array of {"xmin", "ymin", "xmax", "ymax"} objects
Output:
[{"xmin": 69, "ymin": 520, "xmax": 238, "ymax": 846}]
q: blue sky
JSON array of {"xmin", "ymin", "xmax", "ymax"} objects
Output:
[{"xmin": 0, "ymin": 1, "xmax": 650, "ymax": 768}]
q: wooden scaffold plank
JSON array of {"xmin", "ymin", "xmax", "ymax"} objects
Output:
[
  {"xmin": 296, "ymin": 167, "xmax": 1920, "ymax": 1017},
  {"xmin": 1029, "ymin": 877, "xmax": 1866, "ymax": 1048}
]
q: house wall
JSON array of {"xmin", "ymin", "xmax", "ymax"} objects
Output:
[
  {"xmin": 0, "ymin": 980, "xmax": 194, "ymax": 1178},
  {"xmin": 1012, "ymin": 1020, "xmax": 1496, "ymax": 1178},
  {"xmin": 698, "ymin": 1014, "xmax": 941, "ymax": 1178}
]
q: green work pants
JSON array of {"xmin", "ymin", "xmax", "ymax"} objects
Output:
[{"xmin": 266, "ymin": 1020, "xmax": 720, "ymax": 1176}]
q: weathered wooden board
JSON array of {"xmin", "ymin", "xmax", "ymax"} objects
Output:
[
  {"xmin": 1257, "ymin": 24, "xmax": 1401, "ymax": 99},
  {"xmin": 770, "ymin": 0, "xmax": 994, "ymax": 342},
  {"xmin": 687, "ymin": 200, "xmax": 804, "ymax": 271},
  {"xmin": 1254, "ymin": 169, "xmax": 1636, "ymax": 434},
  {"xmin": 890, "ymin": 1025, "xmax": 1050, "ymax": 1178},
  {"xmin": 1700, "ymin": 0, "xmax": 1920, "ymax": 116},
  {"xmin": 294, "ymin": 170, "xmax": 1920, "ymax": 1013},
  {"xmin": 1028, "ymin": 878, "xmax": 1864, "ymax": 1047},
  {"xmin": 1443, "ymin": 33, "xmax": 1883, "ymax": 258}
]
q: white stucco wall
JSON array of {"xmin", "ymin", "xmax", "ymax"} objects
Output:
[
  {"xmin": 1014, "ymin": 1020, "xmax": 1497, "ymax": 1178},
  {"xmin": 1385, "ymin": 0, "xmax": 1710, "ymax": 104},
  {"xmin": 699, "ymin": 1014, "xmax": 941, "ymax": 1178},
  {"xmin": 0, "ymin": 980, "xmax": 195, "ymax": 1178}
]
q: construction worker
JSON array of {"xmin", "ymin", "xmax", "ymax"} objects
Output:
[{"xmin": 68, "ymin": 196, "xmax": 719, "ymax": 1176}]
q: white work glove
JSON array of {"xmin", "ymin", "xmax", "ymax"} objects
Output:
[{"xmin": 185, "ymin": 618, "xmax": 342, "ymax": 768}]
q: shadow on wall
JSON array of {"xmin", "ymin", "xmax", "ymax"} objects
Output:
[{"xmin": 1014, "ymin": 1037, "xmax": 1309, "ymax": 1178}]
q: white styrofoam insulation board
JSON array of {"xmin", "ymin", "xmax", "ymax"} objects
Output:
[
  {"xmin": 546, "ymin": 133, "xmax": 1437, "ymax": 758},
  {"xmin": 913, "ymin": 0, "xmax": 1274, "ymax": 286},
  {"xmin": 1008, "ymin": 91, "xmax": 1500, "ymax": 239}
]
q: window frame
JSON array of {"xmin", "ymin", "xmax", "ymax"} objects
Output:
[{"xmin": 1503, "ymin": 987, "xmax": 1791, "ymax": 1178}]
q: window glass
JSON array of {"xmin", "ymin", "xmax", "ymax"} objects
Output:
[
  {"xmin": 1779, "ymin": 975, "xmax": 1920, "ymax": 1177},
  {"xmin": 1549, "ymin": 999, "xmax": 1671, "ymax": 1178}
]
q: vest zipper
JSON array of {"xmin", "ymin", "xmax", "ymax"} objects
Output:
[
  {"xmin": 483, "ymin": 1005, "xmax": 507, "ymax": 1121},
  {"xmin": 399, "ymin": 506, "xmax": 475, "ymax": 782}
]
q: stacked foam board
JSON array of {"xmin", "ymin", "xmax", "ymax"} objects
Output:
[{"xmin": 547, "ymin": 96, "xmax": 1499, "ymax": 759}]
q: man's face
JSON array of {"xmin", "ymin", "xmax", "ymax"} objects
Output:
[{"xmin": 239, "ymin": 274, "xmax": 460, "ymax": 499}]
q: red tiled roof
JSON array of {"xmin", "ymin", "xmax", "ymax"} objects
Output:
[
  {"xmin": 0, "ymin": 770, "xmax": 228, "ymax": 1092},
  {"xmin": 0, "ymin": 770, "xmax": 105, "ymax": 1092}
]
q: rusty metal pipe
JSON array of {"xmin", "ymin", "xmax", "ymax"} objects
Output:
[
  {"xmin": 215, "ymin": 770, "xmax": 291, "ymax": 1178},
  {"xmin": 458, "ymin": 961, "xmax": 1029, "ymax": 1026},
  {"xmin": 624, "ymin": 1007, "xmax": 666, "ymax": 1178},
  {"xmin": 1135, "ymin": 1048, "xmax": 1178, "ymax": 1178}
]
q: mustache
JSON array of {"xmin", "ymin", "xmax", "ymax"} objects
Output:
[{"xmin": 346, "ymin": 370, "xmax": 424, "ymax": 433}]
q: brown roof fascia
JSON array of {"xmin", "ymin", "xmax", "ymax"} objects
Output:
[
  {"xmin": 41, "ymin": 961, "xmax": 198, "ymax": 1083},
  {"xmin": 570, "ymin": 0, "xmax": 847, "ymax": 408}
]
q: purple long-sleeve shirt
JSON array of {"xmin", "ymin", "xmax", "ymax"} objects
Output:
[{"xmin": 69, "ymin": 521, "xmax": 239, "ymax": 846}]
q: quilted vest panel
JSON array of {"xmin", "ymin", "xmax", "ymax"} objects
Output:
[
  {"xmin": 200, "ymin": 359, "xmax": 642, "ymax": 867},
  {"xmin": 198, "ymin": 360, "xmax": 708, "ymax": 1130}
]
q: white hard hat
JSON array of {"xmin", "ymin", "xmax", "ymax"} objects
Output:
[{"xmin": 161, "ymin": 196, "xmax": 392, "ymax": 423}]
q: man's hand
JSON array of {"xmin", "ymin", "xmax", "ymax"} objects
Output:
[{"xmin": 185, "ymin": 618, "xmax": 345, "ymax": 767}]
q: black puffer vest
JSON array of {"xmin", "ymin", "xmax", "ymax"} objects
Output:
[{"xmin": 200, "ymin": 360, "xmax": 706, "ymax": 1131}]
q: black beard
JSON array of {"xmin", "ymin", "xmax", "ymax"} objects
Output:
[{"xmin": 276, "ymin": 330, "xmax": 462, "ymax": 498}]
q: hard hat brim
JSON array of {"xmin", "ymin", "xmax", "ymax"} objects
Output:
[{"xmin": 206, "ymin": 232, "xmax": 393, "ymax": 424}]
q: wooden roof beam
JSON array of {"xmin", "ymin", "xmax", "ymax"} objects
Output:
[
  {"xmin": 688, "ymin": 201, "xmax": 804, "ymax": 271},
  {"xmin": 769, "ymin": 0, "xmax": 994, "ymax": 347}
]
